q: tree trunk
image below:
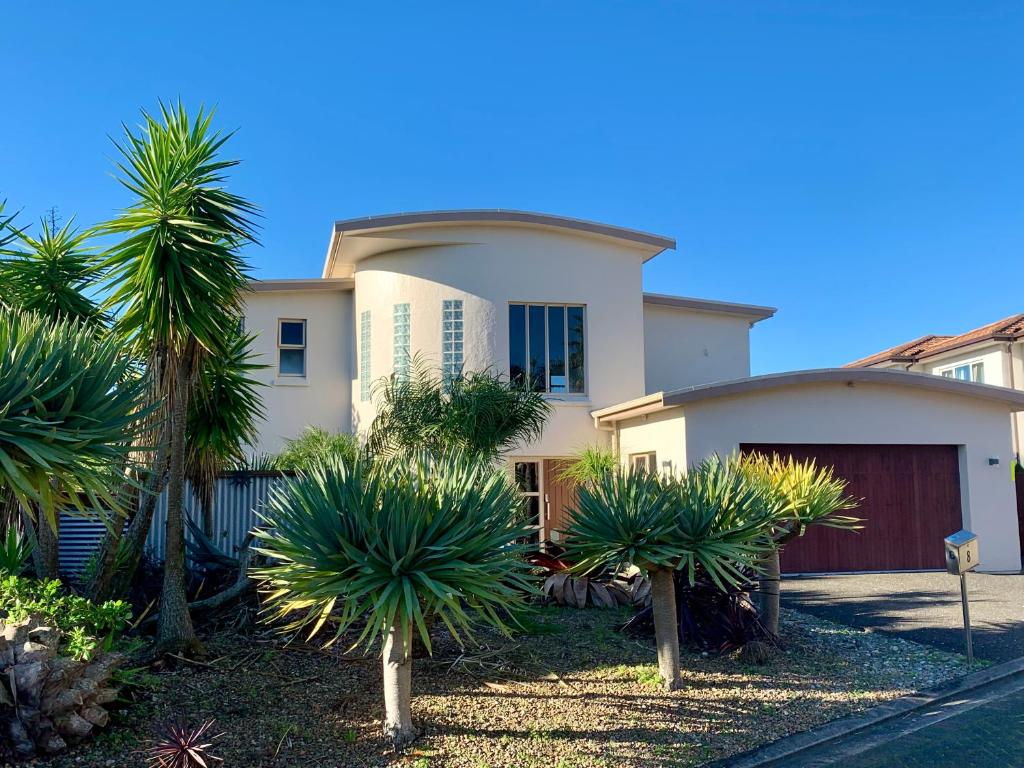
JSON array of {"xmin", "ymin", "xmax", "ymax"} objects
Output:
[
  {"xmin": 650, "ymin": 566, "xmax": 682, "ymax": 691},
  {"xmin": 155, "ymin": 358, "xmax": 203, "ymax": 657},
  {"xmin": 35, "ymin": 511, "xmax": 60, "ymax": 579},
  {"xmin": 382, "ymin": 619, "xmax": 417, "ymax": 747},
  {"xmin": 89, "ymin": 433, "xmax": 170, "ymax": 602},
  {"xmin": 756, "ymin": 548, "xmax": 782, "ymax": 636},
  {"xmin": 201, "ymin": 482, "xmax": 215, "ymax": 539}
]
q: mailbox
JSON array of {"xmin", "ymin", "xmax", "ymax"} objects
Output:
[{"xmin": 944, "ymin": 529, "xmax": 980, "ymax": 575}]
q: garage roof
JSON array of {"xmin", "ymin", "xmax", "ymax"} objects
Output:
[{"xmin": 593, "ymin": 368, "xmax": 1024, "ymax": 424}]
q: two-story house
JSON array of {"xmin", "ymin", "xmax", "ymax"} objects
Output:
[{"xmin": 243, "ymin": 211, "xmax": 1024, "ymax": 573}]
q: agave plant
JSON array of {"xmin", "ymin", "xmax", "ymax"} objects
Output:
[
  {"xmin": 145, "ymin": 720, "xmax": 222, "ymax": 768},
  {"xmin": 253, "ymin": 451, "xmax": 534, "ymax": 746},
  {"xmin": 0, "ymin": 524, "xmax": 35, "ymax": 576},
  {"xmin": 0, "ymin": 308, "xmax": 151, "ymax": 531},
  {"xmin": 741, "ymin": 453, "xmax": 860, "ymax": 634}
]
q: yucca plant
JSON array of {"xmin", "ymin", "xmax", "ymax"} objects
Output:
[
  {"xmin": 98, "ymin": 101, "xmax": 258, "ymax": 655},
  {"xmin": 564, "ymin": 469, "xmax": 685, "ymax": 690},
  {"xmin": 0, "ymin": 308, "xmax": 151, "ymax": 531},
  {"xmin": 186, "ymin": 328, "xmax": 266, "ymax": 537},
  {"xmin": 0, "ymin": 213, "xmax": 106, "ymax": 325},
  {"xmin": 741, "ymin": 453, "xmax": 860, "ymax": 634},
  {"xmin": 253, "ymin": 451, "xmax": 534, "ymax": 746}
]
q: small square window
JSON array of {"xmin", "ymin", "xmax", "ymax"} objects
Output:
[
  {"xmin": 280, "ymin": 320, "xmax": 305, "ymax": 346},
  {"xmin": 279, "ymin": 348, "xmax": 305, "ymax": 376}
]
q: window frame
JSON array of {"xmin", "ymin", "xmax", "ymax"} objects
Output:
[
  {"xmin": 277, "ymin": 318, "xmax": 307, "ymax": 378},
  {"xmin": 937, "ymin": 359, "xmax": 985, "ymax": 383},
  {"xmin": 508, "ymin": 301, "xmax": 587, "ymax": 397},
  {"xmin": 630, "ymin": 451, "xmax": 658, "ymax": 474}
]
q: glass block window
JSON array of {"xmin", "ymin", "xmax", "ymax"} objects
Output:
[
  {"xmin": 509, "ymin": 303, "xmax": 585, "ymax": 393},
  {"xmin": 360, "ymin": 310, "xmax": 371, "ymax": 402},
  {"xmin": 277, "ymin": 319, "xmax": 306, "ymax": 377},
  {"xmin": 442, "ymin": 299, "xmax": 464, "ymax": 382},
  {"xmin": 393, "ymin": 303, "xmax": 411, "ymax": 381}
]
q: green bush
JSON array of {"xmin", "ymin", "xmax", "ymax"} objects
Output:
[
  {"xmin": 0, "ymin": 575, "xmax": 131, "ymax": 659},
  {"xmin": 270, "ymin": 427, "xmax": 360, "ymax": 471}
]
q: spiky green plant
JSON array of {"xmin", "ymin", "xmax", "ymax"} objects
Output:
[
  {"xmin": 253, "ymin": 451, "xmax": 534, "ymax": 746},
  {"xmin": 269, "ymin": 427, "xmax": 360, "ymax": 472},
  {"xmin": 564, "ymin": 469, "xmax": 686, "ymax": 690},
  {"xmin": 0, "ymin": 214, "xmax": 105, "ymax": 324},
  {"xmin": 0, "ymin": 524, "xmax": 35, "ymax": 576},
  {"xmin": 740, "ymin": 452, "xmax": 860, "ymax": 634},
  {"xmin": 186, "ymin": 329, "xmax": 266, "ymax": 536},
  {"xmin": 367, "ymin": 355, "xmax": 551, "ymax": 460},
  {"xmin": 0, "ymin": 308, "xmax": 151, "ymax": 531},
  {"xmin": 558, "ymin": 446, "xmax": 618, "ymax": 486},
  {"xmin": 97, "ymin": 101, "xmax": 258, "ymax": 655}
]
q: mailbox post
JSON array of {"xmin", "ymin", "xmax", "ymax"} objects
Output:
[{"xmin": 944, "ymin": 529, "xmax": 979, "ymax": 665}]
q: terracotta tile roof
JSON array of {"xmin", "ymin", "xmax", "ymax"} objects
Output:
[{"xmin": 846, "ymin": 314, "xmax": 1024, "ymax": 368}]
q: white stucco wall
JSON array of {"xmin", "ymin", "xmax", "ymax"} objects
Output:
[
  {"xmin": 617, "ymin": 407, "xmax": 687, "ymax": 476},
  {"xmin": 917, "ymin": 345, "xmax": 1006, "ymax": 387},
  {"xmin": 243, "ymin": 289, "xmax": 353, "ymax": 454},
  {"xmin": 349, "ymin": 225, "xmax": 647, "ymax": 457},
  {"xmin": 675, "ymin": 382, "xmax": 1021, "ymax": 572},
  {"xmin": 643, "ymin": 305, "xmax": 752, "ymax": 392}
]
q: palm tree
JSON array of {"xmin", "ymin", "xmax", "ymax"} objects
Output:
[
  {"xmin": 564, "ymin": 457, "xmax": 783, "ymax": 690},
  {"xmin": 0, "ymin": 308, "xmax": 150, "ymax": 536},
  {"xmin": 253, "ymin": 451, "xmax": 533, "ymax": 746},
  {"xmin": 564, "ymin": 469, "xmax": 686, "ymax": 690},
  {"xmin": 98, "ymin": 102, "xmax": 258, "ymax": 655},
  {"xmin": 367, "ymin": 356, "xmax": 551, "ymax": 460},
  {"xmin": 0, "ymin": 211, "xmax": 107, "ymax": 576},
  {"xmin": 741, "ymin": 453, "xmax": 860, "ymax": 635},
  {"xmin": 186, "ymin": 329, "xmax": 266, "ymax": 538}
]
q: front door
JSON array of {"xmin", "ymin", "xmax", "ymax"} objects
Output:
[
  {"xmin": 514, "ymin": 460, "xmax": 543, "ymax": 543},
  {"xmin": 513, "ymin": 459, "xmax": 580, "ymax": 548}
]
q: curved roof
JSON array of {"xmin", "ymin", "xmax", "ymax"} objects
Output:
[
  {"xmin": 323, "ymin": 209, "xmax": 675, "ymax": 277},
  {"xmin": 593, "ymin": 368, "xmax": 1024, "ymax": 423}
]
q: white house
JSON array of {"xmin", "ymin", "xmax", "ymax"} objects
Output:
[{"xmin": 244, "ymin": 210, "xmax": 1024, "ymax": 573}]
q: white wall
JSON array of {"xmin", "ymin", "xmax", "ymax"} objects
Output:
[
  {"xmin": 243, "ymin": 289, "xmax": 353, "ymax": 454},
  {"xmin": 678, "ymin": 382, "xmax": 1021, "ymax": 571},
  {"xmin": 643, "ymin": 305, "xmax": 752, "ymax": 392},
  {"xmin": 349, "ymin": 225, "xmax": 647, "ymax": 457},
  {"xmin": 617, "ymin": 406, "xmax": 687, "ymax": 475},
  {"xmin": 917, "ymin": 344, "xmax": 1006, "ymax": 387}
]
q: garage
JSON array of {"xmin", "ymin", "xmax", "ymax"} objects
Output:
[
  {"xmin": 740, "ymin": 443, "xmax": 963, "ymax": 573},
  {"xmin": 598, "ymin": 368, "xmax": 1024, "ymax": 573}
]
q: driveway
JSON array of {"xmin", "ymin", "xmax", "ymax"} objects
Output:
[{"xmin": 780, "ymin": 571, "xmax": 1024, "ymax": 662}]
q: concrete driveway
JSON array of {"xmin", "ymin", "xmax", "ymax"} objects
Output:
[{"xmin": 780, "ymin": 572, "xmax": 1024, "ymax": 662}]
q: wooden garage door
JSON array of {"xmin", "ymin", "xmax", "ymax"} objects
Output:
[{"xmin": 741, "ymin": 444, "xmax": 963, "ymax": 573}]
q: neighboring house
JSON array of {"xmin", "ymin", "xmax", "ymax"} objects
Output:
[
  {"xmin": 244, "ymin": 210, "xmax": 1024, "ymax": 573},
  {"xmin": 846, "ymin": 315, "xmax": 1024, "ymax": 456}
]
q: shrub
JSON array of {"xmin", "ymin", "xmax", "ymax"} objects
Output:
[
  {"xmin": 0, "ymin": 575, "xmax": 131, "ymax": 658},
  {"xmin": 270, "ymin": 427, "xmax": 360, "ymax": 471}
]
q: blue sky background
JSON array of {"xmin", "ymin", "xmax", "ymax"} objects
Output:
[{"xmin": 4, "ymin": 2, "xmax": 1022, "ymax": 374}]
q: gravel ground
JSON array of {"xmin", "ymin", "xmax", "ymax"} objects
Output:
[{"xmin": 23, "ymin": 607, "xmax": 967, "ymax": 768}]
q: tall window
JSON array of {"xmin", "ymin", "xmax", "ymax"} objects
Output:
[
  {"xmin": 360, "ymin": 310, "xmax": 371, "ymax": 401},
  {"xmin": 278, "ymin": 319, "xmax": 306, "ymax": 377},
  {"xmin": 939, "ymin": 361, "xmax": 984, "ymax": 383},
  {"xmin": 442, "ymin": 299, "xmax": 463, "ymax": 382},
  {"xmin": 393, "ymin": 303, "xmax": 411, "ymax": 381},
  {"xmin": 509, "ymin": 303, "xmax": 585, "ymax": 394}
]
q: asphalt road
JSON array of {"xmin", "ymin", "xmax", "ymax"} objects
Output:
[{"xmin": 780, "ymin": 571, "xmax": 1024, "ymax": 662}]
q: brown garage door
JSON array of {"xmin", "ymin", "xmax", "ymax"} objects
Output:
[{"xmin": 740, "ymin": 444, "xmax": 963, "ymax": 573}]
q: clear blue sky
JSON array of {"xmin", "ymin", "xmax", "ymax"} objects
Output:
[{"xmin": 4, "ymin": 2, "xmax": 1022, "ymax": 374}]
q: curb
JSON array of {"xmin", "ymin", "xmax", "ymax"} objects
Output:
[{"xmin": 708, "ymin": 655, "xmax": 1024, "ymax": 768}]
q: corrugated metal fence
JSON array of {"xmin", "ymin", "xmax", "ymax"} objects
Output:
[{"xmin": 57, "ymin": 473, "xmax": 289, "ymax": 573}]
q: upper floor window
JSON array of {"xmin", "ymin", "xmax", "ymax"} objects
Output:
[
  {"xmin": 442, "ymin": 299, "xmax": 464, "ymax": 382},
  {"xmin": 360, "ymin": 310, "xmax": 372, "ymax": 401},
  {"xmin": 509, "ymin": 303, "xmax": 585, "ymax": 394},
  {"xmin": 278, "ymin": 319, "xmax": 306, "ymax": 377},
  {"xmin": 393, "ymin": 303, "xmax": 411, "ymax": 382},
  {"xmin": 939, "ymin": 361, "xmax": 984, "ymax": 383}
]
